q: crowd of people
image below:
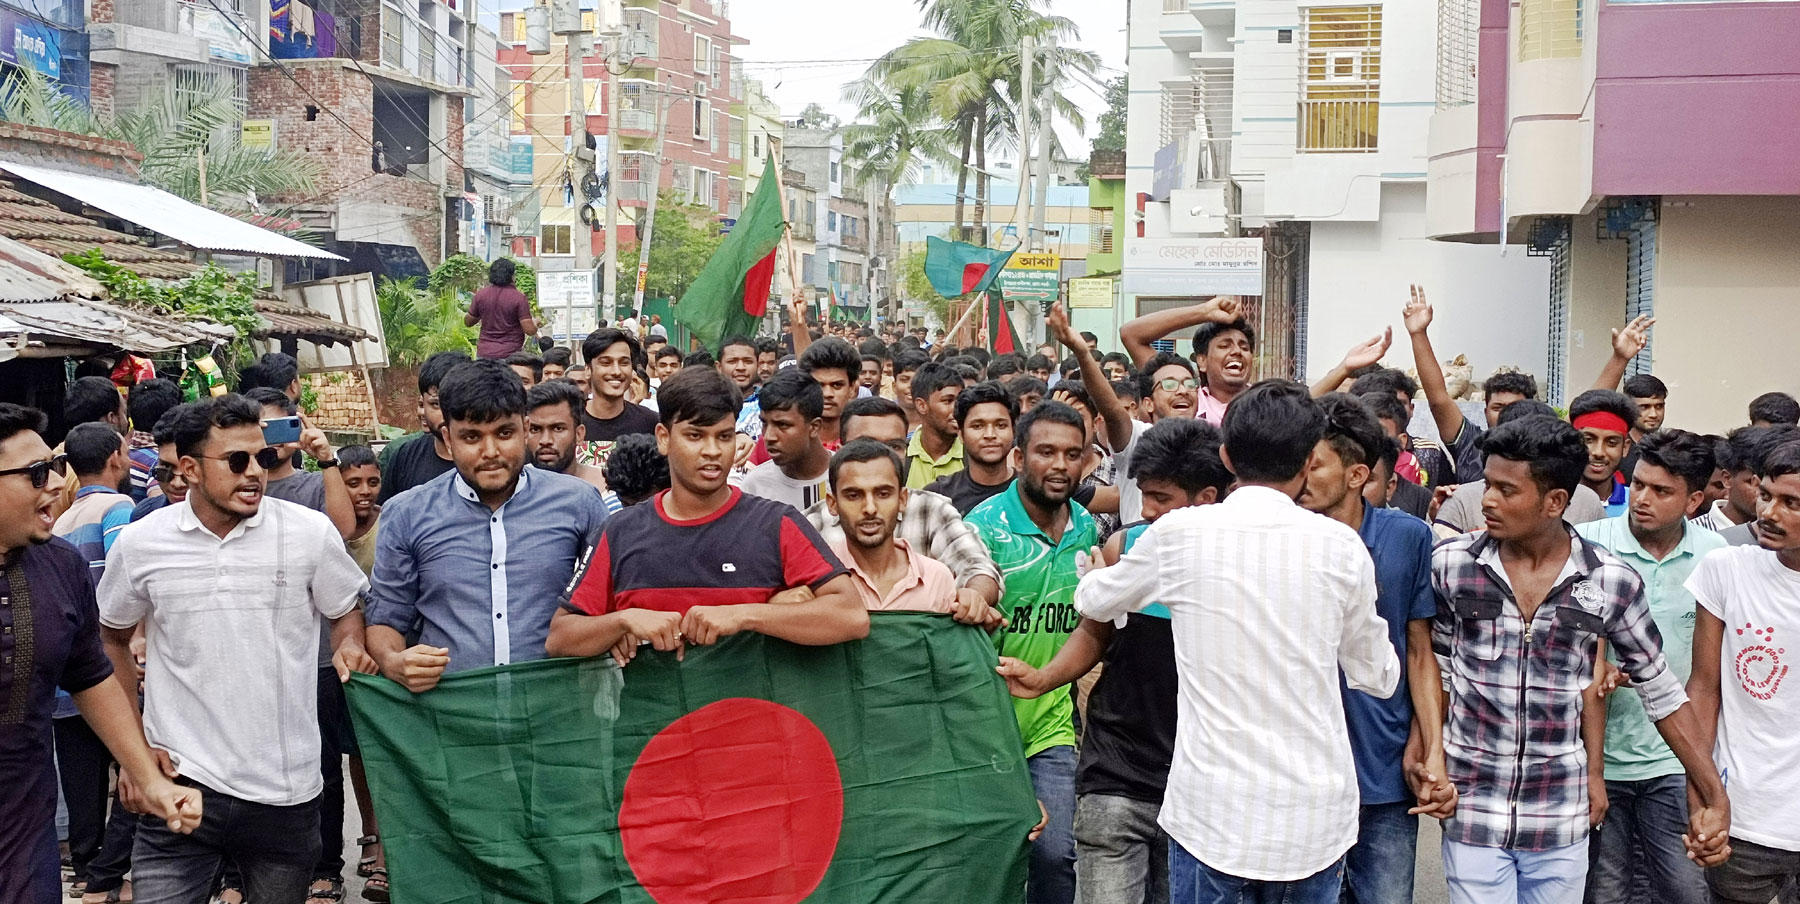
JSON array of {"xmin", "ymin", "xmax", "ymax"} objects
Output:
[{"xmin": 5, "ymin": 284, "xmax": 1800, "ymax": 904}]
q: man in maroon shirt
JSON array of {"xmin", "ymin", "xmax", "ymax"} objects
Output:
[
  {"xmin": 548, "ymin": 367, "xmax": 866, "ymax": 663},
  {"xmin": 465, "ymin": 258, "xmax": 538, "ymax": 358}
]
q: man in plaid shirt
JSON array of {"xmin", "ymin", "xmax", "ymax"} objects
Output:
[{"xmin": 1426, "ymin": 415, "xmax": 1730, "ymax": 903}]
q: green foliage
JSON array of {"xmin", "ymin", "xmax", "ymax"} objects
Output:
[
  {"xmin": 62, "ymin": 248, "xmax": 262, "ymax": 346},
  {"xmin": 428, "ymin": 253, "xmax": 489, "ymax": 296},
  {"xmin": 796, "ymin": 103, "xmax": 842, "ymax": 130},
  {"xmin": 509, "ymin": 258, "xmax": 540, "ymax": 320},
  {"xmin": 899, "ymin": 248, "xmax": 952, "ymax": 324},
  {"xmin": 376, "ymin": 276, "xmax": 476, "ymax": 368},
  {"xmin": 612, "ymin": 193, "xmax": 726, "ymax": 315},
  {"xmin": 1076, "ymin": 75, "xmax": 1127, "ymax": 181},
  {"xmin": 297, "ymin": 380, "xmax": 319, "ymax": 416}
]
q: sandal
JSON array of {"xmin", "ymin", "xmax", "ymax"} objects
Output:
[
  {"xmin": 355, "ymin": 834, "xmax": 380, "ymax": 878},
  {"xmin": 305, "ymin": 877, "xmax": 343, "ymax": 904},
  {"xmin": 81, "ymin": 885, "xmax": 130, "ymax": 904},
  {"xmin": 363, "ymin": 867, "xmax": 390, "ymax": 904}
]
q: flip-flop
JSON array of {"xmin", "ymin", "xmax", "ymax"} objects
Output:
[
  {"xmin": 356, "ymin": 834, "xmax": 380, "ymax": 878},
  {"xmin": 363, "ymin": 867, "xmax": 390, "ymax": 904},
  {"xmin": 305, "ymin": 877, "xmax": 344, "ymax": 904}
]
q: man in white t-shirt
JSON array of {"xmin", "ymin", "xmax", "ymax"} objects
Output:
[
  {"xmin": 97, "ymin": 395, "xmax": 372, "ymax": 903},
  {"xmin": 1686, "ymin": 437, "xmax": 1800, "ymax": 904},
  {"xmin": 739, "ymin": 369, "xmax": 830, "ymax": 513}
]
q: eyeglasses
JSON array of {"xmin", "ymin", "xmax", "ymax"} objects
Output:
[
  {"xmin": 151, "ymin": 462, "xmax": 179, "ymax": 484},
  {"xmin": 0, "ymin": 455, "xmax": 67, "ymax": 488},
  {"xmin": 1155, "ymin": 377, "xmax": 1201, "ymax": 392},
  {"xmin": 199, "ymin": 447, "xmax": 284, "ymax": 474}
]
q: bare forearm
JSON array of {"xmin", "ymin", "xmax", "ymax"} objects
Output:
[
  {"xmin": 1654, "ymin": 703, "xmax": 1726, "ymax": 803},
  {"xmin": 740, "ymin": 592, "xmax": 869, "ymax": 645},
  {"xmin": 99, "ymin": 626, "xmax": 141, "ymax": 724},
  {"xmin": 1582, "ymin": 685, "xmax": 1607, "ymax": 768},
  {"xmin": 964, "ymin": 574, "xmax": 1000, "ymax": 607},
  {"xmin": 1406, "ymin": 622, "xmax": 1445, "ymax": 756},
  {"xmin": 1034, "ymin": 619, "xmax": 1112, "ymax": 691},
  {"xmin": 545, "ymin": 609, "xmax": 632, "ymax": 658},
  {"xmin": 1120, "ymin": 306, "xmax": 1209, "ymax": 368},
  {"xmin": 329, "ymin": 607, "xmax": 366, "ymax": 656},
  {"xmin": 1071, "ymin": 344, "xmax": 1133, "ymax": 451},
  {"xmin": 1310, "ymin": 364, "xmax": 1351, "ymax": 399},
  {"xmin": 321, "ymin": 468, "xmax": 357, "ymax": 538},
  {"xmin": 72, "ymin": 676, "xmax": 162, "ymax": 787},
  {"xmin": 1410, "ymin": 330, "xmax": 1467, "ymax": 442},
  {"xmin": 365, "ymin": 624, "xmax": 409, "ymax": 674},
  {"xmin": 1592, "ymin": 353, "xmax": 1630, "ymax": 393}
]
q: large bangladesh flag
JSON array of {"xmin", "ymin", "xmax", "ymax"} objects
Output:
[
  {"xmin": 675, "ymin": 154, "xmax": 787, "ymax": 354},
  {"xmin": 924, "ymin": 235, "xmax": 1015, "ymax": 298},
  {"xmin": 344, "ymin": 613, "xmax": 1039, "ymax": 904}
]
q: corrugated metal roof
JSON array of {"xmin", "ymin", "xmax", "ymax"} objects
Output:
[
  {"xmin": 0, "ymin": 232, "xmax": 104, "ymax": 302},
  {"xmin": 0, "ymin": 233, "xmax": 235, "ymax": 352},
  {"xmin": 0, "ymin": 160, "xmax": 346, "ymax": 261}
]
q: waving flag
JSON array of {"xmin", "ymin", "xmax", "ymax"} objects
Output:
[
  {"xmin": 345, "ymin": 614, "xmax": 1039, "ymax": 904},
  {"xmin": 924, "ymin": 236, "xmax": 1016, "ymax": 298},
  {"xmin": 675, "ymin": 154, "xmax": 787, "ymax": 354}
]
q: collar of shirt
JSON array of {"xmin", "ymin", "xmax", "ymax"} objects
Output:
[
  {"xmin": 75, "ymin": 485, "xmax": 122, "ymax": 501},
  {"xmin": 907, "ymin": 431, "xmax": 963, "ymax": 467},
  {"xmin": 992, "ymin": 479, "xmax": 1089, "ymax": 546},
  {"xmin": 1470, "ymin": 525, "xmax": 1589, "ymax": 594},
  {"xmin": 1580, "ymin": 513, "xmax": 1711, "ymax": 567},
  {"xmin": 173, "ymin": 497, "xmax": 266, "ymax": 541},
  {"xmin": 1221, "ymin": 483, "xmax": 1299, "ymax": 513},
  {"xmin": 1194, "ymin": 385, "xmax": 1230, "ymax": 423},
  {"xmin": 452, "ymin": 466, "xmax": 531, "ymax": 507},
  {"xmin": 1356, "ymin": 500, "xmax": 1407, "ymax": 551},
  {"xmin": 835, "ymin": 538, "xmax": 926, "ymax": 605}
]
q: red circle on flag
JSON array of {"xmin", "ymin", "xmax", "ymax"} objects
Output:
[{"xmin": 620, "ymin": 698, "xmax": 844, "ymax": 904}]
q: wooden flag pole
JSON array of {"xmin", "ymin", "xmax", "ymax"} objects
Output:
[{"xmin": 767, "ymin": 148, "xmax": 810, "ymax": 354}]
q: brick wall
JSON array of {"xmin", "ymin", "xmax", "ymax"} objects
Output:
[
  {"xmin": 89, "ymin": 64, "xmax": 116, "ymax": 120},
  {"xmin": 89, "ymin": 0, "xmax": 114, "ymax": 23},
  {"xmin": 0, "ymin": 122, "xmax": 140, "ymax": 178}
]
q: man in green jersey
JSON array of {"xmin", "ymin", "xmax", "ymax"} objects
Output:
[{"xmin": 966, "ymin": 400, "xmax": 1098, "ymax": 904}]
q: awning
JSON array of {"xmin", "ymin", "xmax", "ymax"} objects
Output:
[{"xmin": 0, "ymin": 160, "xmax": 345, "ymax": 261}]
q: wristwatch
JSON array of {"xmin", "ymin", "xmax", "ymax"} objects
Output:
[{"xmin": 316, "ymin": 457, "xmax": 341, "ymax": 469}]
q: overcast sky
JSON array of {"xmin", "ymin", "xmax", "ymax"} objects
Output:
[{"xmin": 727, "ymin": 0, "xmax": 1127, "ymax": 166}]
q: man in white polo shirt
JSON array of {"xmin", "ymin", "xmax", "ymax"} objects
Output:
[{"xmin": 97, "ymin": 394, "xmax": 372, "ymax": 904}]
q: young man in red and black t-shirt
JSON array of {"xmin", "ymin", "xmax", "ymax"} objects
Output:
[{"xmin": 549, "ymin": 366, "xmax": 868, "ymax": 663}]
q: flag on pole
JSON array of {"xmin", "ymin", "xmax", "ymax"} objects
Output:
[
  {"xmin": 345, "ymin": 614, "xmax": 1039, "ymax": 904},
  {"xmin": 924, "ymin": 236, "xmax": 1015, "ymax": 298},
  {"xmin": 986, "ymin": 288, "xmax": 1024, "ymax": 355},
  {"xmin": 674, "ymin": 154, "xmax": 786, "ymax": 353}
]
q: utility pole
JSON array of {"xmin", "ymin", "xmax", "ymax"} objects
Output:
[
  {"xmin": 1031, "ymin": 36, "xmax": 1054, "ymax": 253},
  {"xmin": 602, "ymin": 37, "xmax": 624, "ymax": 320},
  {"xmin": 631, "ymin": 85, "xmax": 680, "ymax": 319},
  {"xmin": 1010, "ymin": 34, "xmax": 1033, "ymax": 246}
]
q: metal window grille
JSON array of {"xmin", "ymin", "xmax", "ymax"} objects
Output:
[
  {"xmin": 1519, "ymin": 0, "xmax": 1582, "ymax": 61},
  {"xmin": 1163, "ymin": 0, "xmax": 1186, "ymax": 12},
  {"xmin": 1545, "ymin": 221, "xmax": 1572, "ymax": 405},
  {"xmin": 381, "ymin": 3, "xmax": 404, "ymax": 68},
  {"xmin": 418, "ymin": 21, "xmax": 434, "ymax": 80},
  {"xmin": 1298, "ymin": 6, "xmax": 1381, "ymax": 152},
  {"xmin": 1437, "ymin": 0, "xmax": 1479, "ymax": 107},
  {"xmin": 1090, "ymin": 208, "xmax": 1114, "ymax": 254},
  {"xmin": 1624, "ymin": 215, "xmax": 1656, "ymax": 377}
]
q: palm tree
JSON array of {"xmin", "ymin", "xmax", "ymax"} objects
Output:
[{"xmin": 0, "ymin": 67, "xmax": 321, "ymax": 211}]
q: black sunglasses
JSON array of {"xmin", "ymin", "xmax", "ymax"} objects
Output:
[
  {"xmin": 0, "ymin": 455, "xmax": 67, "ymax": 488},
  {"xmin": 199, "ymin": 447, "xmax": 284, "ymax": 474}
]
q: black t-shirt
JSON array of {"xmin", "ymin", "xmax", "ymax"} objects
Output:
[
  {"xmin": 580, "ymin": 402, "xmax": 660, "ymax": 444},
  {"xmin": 379, "ymin": 433, "xmax": 457, "ymax": 503},
  {"xmin": 923, "ymin": 469, "xmax": 1013, "ymax": 516},
  {"xmin": 1076, "ymin": 523, "xmax": 1178, "ymax": 803},
  {"xmin": 1388, "ymin": 476, "xmax": 1431, "ymax": 521}
]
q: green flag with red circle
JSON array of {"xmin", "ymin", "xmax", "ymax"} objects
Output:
[{"xmin": 345, "ymin": 613, "xmax": 1039, "ymax": 904}]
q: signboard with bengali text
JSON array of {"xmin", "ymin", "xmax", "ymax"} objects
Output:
[
  {"xmin": 1067, "ymin": 276, "xmax": 1115, "ymax": 309},
  {"xmin": 1121, "ymin": 237, "xmax": 1264, "ymax": 297}
]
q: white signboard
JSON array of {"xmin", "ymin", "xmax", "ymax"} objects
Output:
[
  {"xmin": 539, "ymin": 270, "xmax": 596, "ymax": 340},
  {"xmin": 1121, "ymin": 237, "xmax": 1265, "ymax": 296}
]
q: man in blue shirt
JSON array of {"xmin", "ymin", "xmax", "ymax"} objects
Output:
[
  {"xmin": 367, "ymin": 359, "xmax": 610, "ymax": 692},
  {"xmin": 1299, "ymin": 394, "xmax": 1449, "ymax": 904}
]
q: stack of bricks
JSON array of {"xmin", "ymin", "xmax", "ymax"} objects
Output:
[{"xmin": 304, "ymin": 371, "xmax": 379, "ymax": 435}]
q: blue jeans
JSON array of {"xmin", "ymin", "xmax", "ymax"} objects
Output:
[
  {"xmin": 130, "ymin": 781, "xmax": 320, "ymax": 904},
  {"xmin": 1170, "ymin": 838, "xmax": 1346, "ymax": 904},
  {"xmin": 1584, "ymin": 774, "xmax": 1706, "ymax": 904},
  {"xmin": 1443, "ymin": 836, "xmax": 1588, "ymax": 904},
  {"xmin": 1342, "ymin": 801, "xmax": 1418, "ymax": 904},
  {"xmin": 1027, "ymin": 745, "xmax": 1077, "ymax": 904}
]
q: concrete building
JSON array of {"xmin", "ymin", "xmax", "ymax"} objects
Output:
[
  {"xmin": 463, "ymin": 22, "xmax": 519, "ymax": 262},
  {"xmin": 735, "ymin": 76, "xmax": 781, "ymax": 202},
  {"xmin": 786, "ymin": 126, "xmax": 876, "ymax": 320},
  {"xmin": 1426, "ymin": 0, "xmax": 1800, "ymax": 430},
  {"xmin": 1126, "ymin": 0, "xmax": 1547, "ymax": 383},
  {"xmin": 1077, "ymin": 149, "xmax": 1127, "ymax": 347},
  {"xmin": 88, "ymin": 0, "xmax": 247, "ymax": 121},
  {"xmin": 494, "ymin": 0, "xmax": 743, "ymax": 271}
]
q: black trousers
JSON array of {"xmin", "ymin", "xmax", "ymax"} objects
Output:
[{"xmin": 52, "ymin": 715, "xmax": 137, "ymax": 892}]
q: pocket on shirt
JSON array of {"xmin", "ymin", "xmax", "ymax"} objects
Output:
[
  {"xmin": 1452, "ymin": 597, "xmax": 1503, "ymax": 662},
  {"xmin": 1547, "ymin": 605, "xmax": 1605, "ymax": 674}
]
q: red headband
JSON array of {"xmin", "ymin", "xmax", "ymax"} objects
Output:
[{"xmin": 1572, "ymin": 411, "xmax": 1631, "ymax": 435}]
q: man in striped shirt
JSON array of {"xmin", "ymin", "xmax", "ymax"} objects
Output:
[{"xmin": 52, "ymin": 424, "xmax": 135, "ymax": 582}]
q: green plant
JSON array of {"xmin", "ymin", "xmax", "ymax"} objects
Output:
[
  {"xmin": 899, "ymin": 248, "xmax": 952, "ymax": 324},
  {"xmin": 376, "ymin": 276, "xmax": 476, "ymax": 367},
  {"xmin": 428, "ymin": 254, "xmax": 489, "ymax": 297},
  {"xmin": 63, "ymin": 248, "xmax": 262, "ymax": 352},
  {"xmin": 298, "ymin": 380, "xmax": 320, "ymax": 415}
]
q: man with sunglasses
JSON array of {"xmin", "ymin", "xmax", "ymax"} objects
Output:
[
  {"xmin": 0, "ymin": 403, "xmax": 202, "ymax": 904},
  {"xmin": 96, "ymin": 395, "xmax": 373, "ymax": 904},
  {"xmin": 131, "ymin": 405, "xmax": 195, "ymax": 523}
]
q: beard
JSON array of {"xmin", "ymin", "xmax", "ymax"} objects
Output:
[
  {"xmin": 1020, "ymin": 473, "xmax": 1071, "ymax": 509},
  {"xmin": 538, "ymin": 443, "xmax": 577, "ymax": 474}
]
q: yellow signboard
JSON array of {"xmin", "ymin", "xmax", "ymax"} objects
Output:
[
  {"xmin": 1008, "ymin": 252, "xmax": 1060, "ymax": 271},
  {"xmin": 1068, "ymin": 277, "xmax": 1115, "ymax": 309},
  {"xmin": 241, "ymin": 119, "xmax": 275, "ymax": 154}
]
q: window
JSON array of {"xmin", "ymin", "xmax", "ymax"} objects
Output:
[
  {"xmin": 753, "ymin": 134, "xmax": 761, "ymax": 158},
  {"xmin": 1298, "ymin": 6, "xmax": 1381, "ymax": 152},
  {"xmin": 418, "ymin": 20, "xmax": 434, "ymax": 79},
  {"xmin": 541, "ymin": 224, "xmax": 572, "ymax": 255},
  {"xmin": 845, "ymin": 217, "xmax": 857, "ymax": 237},
  {"xmin": 381, "ymin": 3, "xmax": 404, "ymax": 68},
  {"xmin": 828, "ymin": 211, "xmax": 838, "ymax": 231},
  {"xmin": 582, "ymin": 9, "xmax": 595, "ymax": 33},
  {"xmin": 1091, "ymin": 207, "xmax": 1115, "ymax": 254},
  {"xmin": 695, "ymin": 36, "xmax": 713, "ymax": 75},
  {"xmin": 510, "ymin": 84, "xmax": 527, "ymax": 132},
  {"xmin": 692, "ymin": 99, "xmax": 709, "ymax": 140},
  {"xmin": 692, "ymin": 168, "xmax": 713, "ymax": 206},
  {"xmin": 829, "ymin": 161, "xmax": 839, "ymax": 183},
  {"xmin": 1519, "ymin": 0, "xmax": 1583, "ymax": 61}
]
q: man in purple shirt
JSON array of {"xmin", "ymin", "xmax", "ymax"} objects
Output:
[
  {"xmin": 0, "ymin": 403, "xmax": 200, "ymax": 904},
  {"xmin": 465, "ymin": 258, "xmax": 538, "ymax": 358}
]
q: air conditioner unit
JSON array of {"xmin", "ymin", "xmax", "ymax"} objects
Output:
[{"xmin": 481, "ymin": 194, "xmax": 503, "ymax": 224}]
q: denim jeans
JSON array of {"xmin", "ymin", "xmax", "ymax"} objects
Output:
[
  {"xmin": 1342, "ymin": 800, "xmax": 1418, "ymax": 904},
  {"xmin": 1074, "ymin": 793, "xmax": 1168, "ymax": 904},
  {"xmin": 1705, "ymin": 837, "xmax": 1800, "ymax": 904},
  {"xmin": 130, "ymin": 780, "xmax": 321, "ymax": 904},
  {"xmin": 1583, "ymin": 774, "xmax": 1706, "ymax": 904},
  {"xmin": 1027, "ymin": 745, "xmax": 1078, "ymax": 904},
  {"xmin": 1443, "ymin": 836, "xmax": 1588, "ymax": 904},
  {"xmin": 1170, "ymin": 838, "xmax": 1346, "ymax": 904}
]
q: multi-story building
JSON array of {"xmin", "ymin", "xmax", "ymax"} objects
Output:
[
  {"xmin": 781, "ymin": 164, "xmax": 818, "ymax": 301},
  {"xmin": 735, "ymin": 76, "xmax": 781, "ymax": 201},
  {"xmin": 1077, "ymin": 149, "xmax": 1126, "ymax": 344},
  {"xmin": 1425, "ymin": 0, "xmax": 1800, "ymax": 430},
  {"xmin": 892, "ymin": 181, "xmax": 1093, "ymax": 261},
  {"xmin": 494, "ymin": 0, "xmax": 743, "ymax": 272},
  {"xmin": 87, "ymin": 0, "xmax": 247, "ymax": 122},
  {"xmin": 463, "ymin": 21, "xmax": 518, "ymax": 261},
  {"xmin": 1126, "ymin": 0, "xmax": 1547, "ymax": 383},
  {"xmin": 250, "ymin": 0, "xmax": 471, "ymax": 277},
  {"xmin": 786, "ymin": 127, "xmax": 867, "ymax": 317}
]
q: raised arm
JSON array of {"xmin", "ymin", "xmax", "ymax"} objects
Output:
[
  {"xmin": 1403, "ymin": 286, "xmax": 1470, "ymax": 444},
  {"xmin": 301, "ymin": 416, "xmax": 356, "ymax": 539},
  {"xmin": 787, "ymin": 291, "xmax": 812, "ymax": 358},
  {"xmin": 1591, "ymin": 315, "xmax": 1653, "ymax": 392},
  {"xmin": 1048, "ymin": 303, "xmax": 1133, "ymax": 452},
  {"xmin": 1311, "ymin": 328, "xmax": 1392, "ymax": 398},
  {"xmin": 1119, "ymin": 296, "xmax": 1240, "ymax": 369}
]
